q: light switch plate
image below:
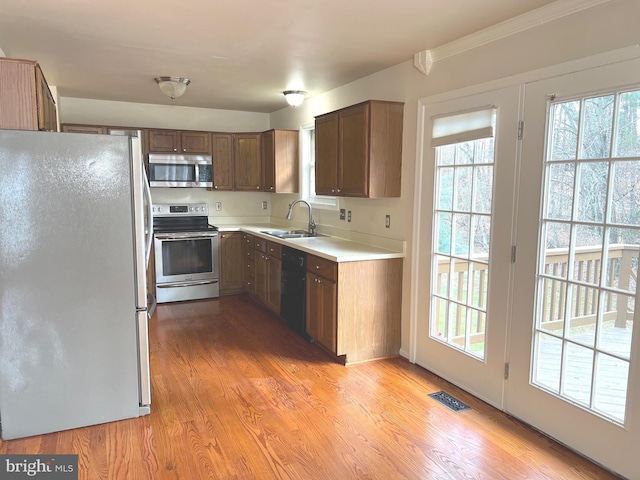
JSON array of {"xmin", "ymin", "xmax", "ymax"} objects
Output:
[
  {"xmin": 215, "ymin": 202, "xmax": 222, "ymax": 211},
  {"xmin": 385, "ymin": 215, "xmax": 391, "ymax": 228},
  {"xmin": 339, "ymin": 209, "xmax": 346, "ymax": 220},
  {"xmin": 348, "ymin": 211, "xmax": 352, "ymax": 222},
  {"xmin": 262, "ymin": 201, "xmax": 268, "ymax": 210}
]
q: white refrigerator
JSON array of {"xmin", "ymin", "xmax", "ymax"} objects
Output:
[{"xmin": 0, "ymin": 129, "xmax": 152, "ymax": 439}]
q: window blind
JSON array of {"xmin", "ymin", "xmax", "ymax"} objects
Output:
[{"xmin": 431, "ymin": 106, "xmax": 496, "ymax": 147}]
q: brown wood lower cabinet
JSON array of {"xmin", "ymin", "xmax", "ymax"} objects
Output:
[
  {"xmin": 307, "ymin": 270, "xmax": 338, "ymax": 354},
  {"xmin": 235, "ymin": 234, "xmax": 402, "ymax": 363},
  {"xmin": 219, "ymin": 232, "xmax": 244, "ymax": 294},
  {"xmin": 242, "ymin": 234, "xmax": 255, "ymax": 294},
  {"xmin": 251, "ymin": 239, "xmax": 282, "ymax": 315},
  {"xmin": 306, "ymin": 254, "xmax": 402, "ymax": 364},
  {"xmin": 265, "ymin": 242, "xmax": 282, "ymax": 314}
]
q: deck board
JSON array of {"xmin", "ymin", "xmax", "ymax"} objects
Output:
[{"xmin": 535, "ymin": 327, "xmax": 632, "ymax": 421}]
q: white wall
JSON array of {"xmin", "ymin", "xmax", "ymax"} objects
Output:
[
  {"xmin": 59, "ymin": 97, "xmax": 269, "ymax": 132},
  {"xmin": 270, "ymin": 0, "xmax": 640, "ymax": 355}
]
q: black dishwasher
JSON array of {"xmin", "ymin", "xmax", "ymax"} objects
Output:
[{"xmin": 280, "ymin": 246, "xmax": 309, "ymax": 339}]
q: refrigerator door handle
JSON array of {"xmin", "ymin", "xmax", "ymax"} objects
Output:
[
  {"xmin": 147, "ymin": 292, "xmax": 157, "ymax": 319},
  {"xmin": 142, "ymin": 165, "xmax": 153, "ymax": 267},
  {"xmin": 137, "ymin": 310, "xmax": 151, "ymax": 407}
]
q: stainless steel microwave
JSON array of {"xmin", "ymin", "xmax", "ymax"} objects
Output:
[{"xmin": 148, "ymin": 153, "xmax": 213, "ymax": 188}]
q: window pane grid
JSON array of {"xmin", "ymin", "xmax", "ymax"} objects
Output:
[
  {"xmin": 431, "ymin": 121, "xmax": 495, "ymax": 359},
  {"xmin": 533, "ymin": 89, "xmax": 640, "ymax": 424}
]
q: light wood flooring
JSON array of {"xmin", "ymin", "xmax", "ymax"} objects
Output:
[{"xmin": 0, "ymin": 295, "xmax": 621, "ymax": 479}]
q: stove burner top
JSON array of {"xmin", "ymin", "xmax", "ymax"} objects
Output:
[
  {"xmin": 153, "ymin": 217, "xmax": 218, "ymax": 234},
  {"xmin": 152, "ymin": 202, "xmax": 218, "ymax": 234}
]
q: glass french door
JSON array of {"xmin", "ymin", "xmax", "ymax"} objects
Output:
[
  {"xmin": 415, "ymin": 86, "xmax": 521, "ymax": 408},
  {"xmin": 508, "ymin": 58, "xmax": 640, "ymax": 479}
]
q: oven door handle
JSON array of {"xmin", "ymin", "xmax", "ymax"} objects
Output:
[
  {"xmin": 155, "ymin": 232, "xmax": 219, "ymax": 240},
  {"xmin": 157, "ymin": 280, "xmax": 219, "ymax": 288}
]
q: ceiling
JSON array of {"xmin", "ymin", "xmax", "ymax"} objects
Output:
[{"xmin": 0, "ymin": 0, "xmax": 557, "ymax": 113}]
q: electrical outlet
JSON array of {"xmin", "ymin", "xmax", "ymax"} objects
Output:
[
  {"xmin": 385, "ymin": 215, "xmax": 391, "ymax": 228},
  {"xmin": 347, "ymin": 210, "xmax": 352, "ymax": 222},
  {"xmin": 262, "ymin": 200, "xmax": 268, "ymax": 210},
  {"xmin": 339, "ymin": 209, "xmax": 346, "ymax": 220},
  {"xmin": 215, "ymin": 202, "xmax": 222, "ymax": 211}
]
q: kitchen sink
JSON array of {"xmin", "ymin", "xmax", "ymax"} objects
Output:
[{"xmin": 261, "ymin": 230, "xmax": 327, "ymax": 239}]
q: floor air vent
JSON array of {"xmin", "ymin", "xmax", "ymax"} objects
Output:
[{"xmin": 428, "ymin": 391, "xmax": 471, "ymax": 413}]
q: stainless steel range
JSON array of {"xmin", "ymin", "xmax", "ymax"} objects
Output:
[{"xmin": 153, "ymin": 203, "xmax": 219, "ymax": 303}]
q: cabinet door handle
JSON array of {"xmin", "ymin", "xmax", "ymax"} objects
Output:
[
  {"xmin": 214, "ymin": 186, "xmax": 218, "ymax": 189},
  {"xmin": 316, "ymin": 265, "xmax": 321, "ymax": 270},
  {"xmin": 256, "ymin": 186, "xmax": 260, "ymax": 190},
  {"xmin": 173, "ymin": 148, "xmax": 177, "ymax": 152}
]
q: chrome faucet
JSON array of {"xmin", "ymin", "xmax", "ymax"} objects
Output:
[{"xmin": 286, "ymin": 199, "xmax": 316, "ymax": 235}]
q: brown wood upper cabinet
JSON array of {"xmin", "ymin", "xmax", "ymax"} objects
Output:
[
  {"xmin": 261, "ymin": 129, "xmax": 299, "ymax": 193},
  {"xmin": 233, "ymin": 133, "xmax": 261, "ymax": 190},
  {"xmin": 147, "ymin": 130, "xmax": 211, "ymax": 154},
  {"xmin": 62, "ymin": 124, "xmax": 108, "ymax": 134},
  {"xmin": 211, "ymin": 133, "xmax": 234, "ymax": 190},
  {"xmin": 315, "ymin": 100, "xmax": 404, "ymax": 198},
  {"xmin": 0, "ymin": 57, "xmax": 57, "ymax": 132}
]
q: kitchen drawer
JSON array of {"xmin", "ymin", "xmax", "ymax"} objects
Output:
[
  {"xmin": 243, "ymin": 259, "xmax": 255, "ymax": 294},
  {"xmin": 254, "ymin": 237, "xmax": 266, "ymax": 253},
  {"xmin": 242, "ymin": 233, "xmax": 254, "ymax": 246},
  {"xmin": 307, "ymin": 254, "xmax": 337, "ymax": 282},
  {"xmin": 244, "ymin": 258, "xmax": 254, "ymax": 274},
  {"xmin": 266, "ymin": 241, "xmax": 282, "ymax": 259}
]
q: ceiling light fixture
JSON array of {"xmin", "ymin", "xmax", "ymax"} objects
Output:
[
  {"xmin": 155, "ymin": 76, "xmax": 191, "ymax": 101},
  {"xmin": 283, "ymin": 90, "xmax": 306, "ymax": 107}
]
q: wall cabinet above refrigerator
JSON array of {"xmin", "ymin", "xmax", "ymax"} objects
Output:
[{"xmin": 0, "ymin": 57, "xmax": 57, "ymax": 132}]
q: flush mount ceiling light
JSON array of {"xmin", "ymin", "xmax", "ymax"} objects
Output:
[
  {"xmin": 283, "ymin": 90, "xmax": 306, "ymax": 107},
  {"xmin": 155, "ymin": 76, "xmax": 191, "ymax": 101}
]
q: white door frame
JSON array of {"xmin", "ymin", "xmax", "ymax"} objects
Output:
[
  {"xmin": 410, "ymin": 45, "xmax": 640, "ymax": 364},
  {"xmin": 409, "ymin": 44, "xmax": 640, "ymax": 477}
]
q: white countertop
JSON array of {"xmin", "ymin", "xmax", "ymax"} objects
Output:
[{"xmin": 218, "ymin": 225, "xmax": 405, "ymax": 262}]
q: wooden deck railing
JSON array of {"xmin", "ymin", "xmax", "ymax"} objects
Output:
[
  {"xmin": 436, "ymin": 244, "xmax": 638, "ymax": 345},
  {"xmin": 541, "ymin": 243, "xmax": 638, "ymax": 330}
]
